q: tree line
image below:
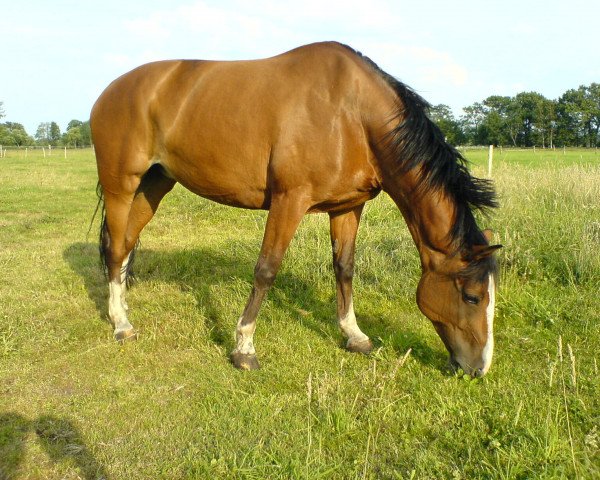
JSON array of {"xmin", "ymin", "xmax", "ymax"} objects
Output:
[
  {"xmin": 2, "ymin": 83, "xmax": 600, "ymax": 149},
  {"xmin": 0, "ymin": 102, "xmax": 91, "ymax": 148},
  {"xmin": 430, "ymin": 83, "xmax": 600, "ymax": 148}
]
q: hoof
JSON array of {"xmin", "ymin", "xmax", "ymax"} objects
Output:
[
  {"xmin": 346, "ymin": 337, "xmax": 374, "ymax": 355},
  {"xmin": 230, "ymin": 352, "xmax": 260, "ymax": 371},
  {"xmin": 114, "ymin": 328, "xmax": 137, "ymax": 344}
]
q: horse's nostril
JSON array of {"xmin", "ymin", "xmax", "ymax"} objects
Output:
[{"xmin": 473, "ymin": 368, "xmax": 484, "ymax": 378}]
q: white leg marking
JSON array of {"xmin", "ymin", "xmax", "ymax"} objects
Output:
[
  {"xmin": 481, "ymin": 274, "xmax": 495, "ymax": 374},
  {"xmin": 109, "ymin": 279, "xmax": 133, "ymax": 334},
  {"xmin": 234, "ymin": 317, "xmax": 256, "ymax": 355},
  {"xmin": 339, "ymin": 298, "xmax": 369, "ymax": 344}
]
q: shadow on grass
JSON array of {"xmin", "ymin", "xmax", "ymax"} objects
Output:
[
  {"xmin": 386, "ymin": 327, "xmax": 448, "ymax": 372},
  {"xmin": 0, "ymin": 413, "xmax": 108, "ymax": 479},
  {"xmin": 63, "ymin": 242, "xmax": 442, "ymax": 372},
  {"xmin": 62, "ymin": 242, "xmax": 111, "ymax": 327}
]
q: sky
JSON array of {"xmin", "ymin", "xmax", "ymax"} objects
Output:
[{"xmin": 2, "ymin": 0, "xmax": 599, "ymax": 136}]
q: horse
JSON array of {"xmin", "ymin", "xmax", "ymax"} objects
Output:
[{"xmin": 91, "ymin": 42, "xmax": 501, "ymax": 377}]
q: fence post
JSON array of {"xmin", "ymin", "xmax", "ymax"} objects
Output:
[
  {"xmin": 487, "ymin": 145, "xmax": 493, "ymax": 177},
  {"xmin": 43, "ymin": 147, "xmax": 46, "ymax": 158},
  {"xmin": 64, "ymin": 147, "xmax": 67, "ymax": 159}
]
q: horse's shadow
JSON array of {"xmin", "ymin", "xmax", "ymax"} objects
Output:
[
  {"xmin": 63, "ymin": 242, "xmax": 339, "ymax": 349},
  {"xmin": 63, "ymin": 242, "xmax": 444, "ymax": 370},
  {"xmin": 0, "ymin": 413, "xmax": 109, "ymax": 479}
]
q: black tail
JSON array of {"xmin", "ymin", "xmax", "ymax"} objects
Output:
[{"xmin": 94, "ymin": 182, "xmax": 139, "ymax": 288}]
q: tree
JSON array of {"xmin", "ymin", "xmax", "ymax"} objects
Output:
[
  {"xmin": 481, "ymin": 96, "xmax": 516, "ymax": 146},
  {"xmin": 557, "ymin": 87, "xmax": 589, "ymax": 147},
  {"xmin": 429, "ymin": 104, "xmax": 465, "ymax": 145},
  {"xmin": 79, "ymin": 120, "xmax": 92, "ymax": 146},
  {"xmin": 35, "ymin": 122, "xmax": 62, "ymax": 146},
  {"xmin": 557, "ymin": 84, "xmax": 600, "ymax": 147},
  {"xmin": 511, "ymin": 92, "xmax": 554, "ymax": 147},
  {"xmin": 533, "ymin": 97, "xmax": 557, "ymax": 148},
  {"xmin": 0, "ymin": 102, "xmax": 6, "ymax": 142},
  {"xmin": 583, "ymin": 83, "xmax": 600, "ymax": 147},
  {"xmin": 62, "ymin": 119, "xmax": 92, "ymax": 147},
  {"xmin": 49, "ymin": 122, "xmax": 61, "ymax": 146},
  {"xmin": 63, "ymin": 126, "xmax": 82, "ymax": 147},
  {"xmin": 462, "ymin": 93, "xmax": 558, "ymax": 147},
  {"xmin": 67, "ymin": 119, "xmax": 83, "ymax": 130},
  {"xmin": 461, "ymin": 102, "xmax": 485, "ymax": 144},
  {"xmin": 0, "ymin": 122, "xmax": 34, "ymax": 146},
  {"xmin": 35, "ymin": 122, "xmax": 51, "ymax": 145}
]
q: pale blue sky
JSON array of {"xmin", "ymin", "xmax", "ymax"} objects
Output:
[{"xmin": 2, "ymin": 0, "xmax": 598, "ymax": 135}]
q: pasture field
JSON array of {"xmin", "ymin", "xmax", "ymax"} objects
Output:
[{"xmin": 0, "ymin": 148, "xmax": 598, "ymax": 479}]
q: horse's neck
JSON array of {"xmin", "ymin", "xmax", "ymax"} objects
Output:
[
  {"xmin": 383, "ymin": 170, "xmax": 456, "ymax": 270},
  {"xmin": 363, "ymin": 87, "xmax": 459, "ymax": 270}
]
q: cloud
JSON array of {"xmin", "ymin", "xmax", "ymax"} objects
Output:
[
  {"xmin": 124, "ymin": 15, "xmax": 173, "ymax": 42},
  {"xmin": 115, "ymin": 2, "xmax": 467, "ymax": 75},
  {"xmin": 103, "ymin": 53, "xmax": 132, "ymax": 68},
  {"xmin": 359, "ymin": 42, "xmax": 469, "ymax": 88},
  {"xmin": 411, "ymin": 47, "xmax": 469, "ymax": 87},
  {"xmin": 118, "ymin": 0, "xmax": 403, "ymax": 60},
  {"xmin": 107, "ymin": 1, "xmax": 470, "ymax": 108}
]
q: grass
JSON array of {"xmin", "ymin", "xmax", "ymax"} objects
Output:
[{"xmin": 0, "ymin": 148, "xmax": 598, "ymax": 479}]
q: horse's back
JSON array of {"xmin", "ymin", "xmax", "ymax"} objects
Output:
[{"xmin": 92, "ymin": 42, "xmax": 386, "ymax": 210}]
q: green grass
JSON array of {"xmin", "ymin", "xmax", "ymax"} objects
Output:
[
  {"xmin": 463, "ymin": 145, "xmax": 600, "ymax": 169},
  {"xmin": 0, "ymin": 148, "xmax": 598, "ymax": 479}
]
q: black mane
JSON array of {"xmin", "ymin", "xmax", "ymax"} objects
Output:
[{"xmin": 344, "ymin": 44, "xmax": 498, "ymax": 256}]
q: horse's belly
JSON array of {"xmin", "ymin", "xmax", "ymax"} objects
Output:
[
  {"xmin": 183, "ymin": 182, "xmax": 269, "ymax": 210},
  {"xmin": 159, "ymin": 153, "xmax": 270, "ymax": 210}
]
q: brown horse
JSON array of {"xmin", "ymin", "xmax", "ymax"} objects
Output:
[{"xmin": 91, "ymin": 42, "xmax": 501, "ymax": 377}]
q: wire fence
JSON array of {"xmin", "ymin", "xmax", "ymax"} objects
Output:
[
  {"xmin": 1, "ymin": 144, "xmax": 598, "ymax": 163},
  {"xmin": 0, "ymin": 145, "xmax": 93, "ymax": 158}
]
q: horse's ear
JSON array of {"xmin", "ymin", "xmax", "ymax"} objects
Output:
[
  {"xmin": 482, "ymin": 229, "xmax": 494, "ymax": 244},
  {"xmin": 466, "ymin": 244, "xmax": 502, "ymax": 262}
]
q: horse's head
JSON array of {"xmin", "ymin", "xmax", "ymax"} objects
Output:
[{"xmin": 416, "ymin": 241, "xmax": 501, "ymax": 378}]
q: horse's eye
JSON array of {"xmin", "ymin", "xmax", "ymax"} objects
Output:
[{"xmin": 463, "ymin": 292, "xmax": 480, "ymax": 305}]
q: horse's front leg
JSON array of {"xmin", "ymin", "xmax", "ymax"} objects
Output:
[
  {"xmin": 230, "ymin": 193, "xmax": 308, "ymax": 370},
  {"xmin": 329, "ymin": 205, "xmax": 373, "ymax": 354}
]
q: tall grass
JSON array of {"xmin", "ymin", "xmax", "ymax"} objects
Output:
[{"xmin": 0, "ymin": 149, "xmax": 598, "ymax": 479}]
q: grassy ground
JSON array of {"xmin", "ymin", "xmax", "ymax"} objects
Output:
[{"xmin": 0, "ymin": 148, "xmax": 598, "ymax": 479}]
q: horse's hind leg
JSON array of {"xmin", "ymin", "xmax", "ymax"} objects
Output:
[
  {"xmin": 231, "ymin": 193, "xmax": 308, "ymax": 370},
  {"xmin": 102, "ymin": 190, "xmax": 138, "ymax": 342},
  {"xmin": 102, "ymin": 165, "xmax": 175, "ymax": 341},
  {"xmin": 329, "ymin": 205, "xmax": 373, "ymax": 354}
]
